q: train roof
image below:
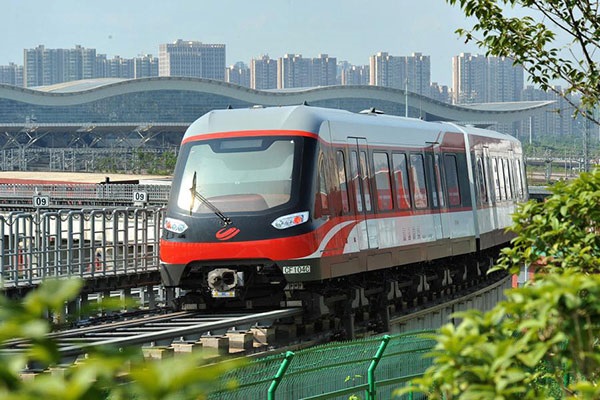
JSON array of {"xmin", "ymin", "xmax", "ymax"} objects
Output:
[{"xmin": 182, "ymin": 105, "xmax": 520, "ymax": 144}]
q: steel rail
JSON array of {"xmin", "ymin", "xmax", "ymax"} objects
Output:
[
  {"xmin": 389, "ymin": 273, "xmax": 510, "ymax": 325},
  {"xmin": 2, "ymin": 308, "xmax": 303, "ymax": 360},
  {"xmin": 58, "ymin": 308, "xmax": 303, "ymax": 357},
  {"xmin": 1, "ymin": 310, "xmax": 192, "ymax": 348}
]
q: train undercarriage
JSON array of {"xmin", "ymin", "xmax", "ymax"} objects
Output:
[{"xmin": 172, "ymin": 246, "xmax": 504, "ymax": 337}]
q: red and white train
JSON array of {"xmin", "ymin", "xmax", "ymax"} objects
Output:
[{"xmin": 160, "ymin": 105, "xmax": 527, "ymax": 312}]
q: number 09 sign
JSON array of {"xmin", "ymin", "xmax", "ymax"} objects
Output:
[
  {"xmin": 32, "ymin": 195, "xmax": 50, "ymax": 208},
  {"xmin": 133, "ymin": 191, "xmax": 148, "ymax": 203}
]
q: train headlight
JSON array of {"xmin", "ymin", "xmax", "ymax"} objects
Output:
[
  {"xmin": 164, "ymin": 217, "xmax": 188, "ymax": 234},
  {"xmin": 271, "ymin": 211, "xmax": 309, "ymax": 229}
]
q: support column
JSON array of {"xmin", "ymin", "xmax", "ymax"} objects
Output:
[
  {"xmin": 145, "ymin": 285, "xmax": 156, "ymax": 309},
  {"xmin": 120, "ymin": 288, "xmax": 132, "ymax": 311}
]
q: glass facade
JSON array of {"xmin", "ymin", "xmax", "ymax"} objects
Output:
[
  {"xmin": 0, "ymin": 91, "xmax": 250, "ymax": 124},
  {"xmin": 0, "ymin": 78, "xmax": 544, "ymax": 131},
  {"xmin": 0, "ymin": 90, "xmax": 444, "ymax": 126}
]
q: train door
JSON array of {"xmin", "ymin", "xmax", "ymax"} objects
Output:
[
  {"xmin": 347, "ymin": 137, "xmax": 379, "ymax": 251},
  {"xmin": 483, "ymin": 147, "xmax": 500, "ymax": 231},
  {"xmin": 428, "ymin": 146, "xmax": 449, "ymax": 241}
]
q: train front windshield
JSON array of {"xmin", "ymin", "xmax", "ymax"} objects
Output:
[{"xmin": 175, "ymin": 137, "xmax": 300, "ymax": 213}]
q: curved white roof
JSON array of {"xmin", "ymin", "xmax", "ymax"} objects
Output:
[
  {"xmin": 32, "ymin": 78, "xmax": 129, "ymax": 93},
  {"xmin": 0, "ymin": 77, "xmax": 555, "ymax": 125}
]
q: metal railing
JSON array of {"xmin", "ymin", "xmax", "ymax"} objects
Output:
[
  {"xmin": 0, "ymin": 207, "xmax": 163, "ymax": 288},
  {"xmin": 208, "ymin": 331, "xmax": 435, "ymax": 400},
  {"xmin": 0, "ymin": 183, "xmax": 171, "ymax": 208}
]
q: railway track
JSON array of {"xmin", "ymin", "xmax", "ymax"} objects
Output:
[
  {"xmin": 389, "ymin": 272, "xmax": 511, "ymax": 331},
  {"xmin": 1, "ymin": 308, "xmax": 303, "ymax": 366},
  {"xmin": 1, "ymin": 271, "xmax": 509, "ymax": 370}
]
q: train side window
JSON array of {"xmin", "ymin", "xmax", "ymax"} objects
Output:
[
  {"xmin": 392, "ymin": 153, "xmax": 411, "ymax": 210},
  {"xmin": 499, "ymin": 159, "xmax": 508, "ymax": 200},
  {"xmin": 476, "ymin": 157, "xmax": 488, "ymax": 204},
  {"xmin": 336, "ymin": 150, "xmax": 350, "ymax": 213},
  {"xmin": 502, "ymin": 158, "xmax": 513, "ymax": 199},
  {"xmin": 425, "ymin": 154, "xmax": 438, "ymax": 208},
  {"xmin": 509, "ymin": 159, "xmax": 516, "ymax": 199},
  {"xmin": 492, "ymin": 158, "xmax": 502, "ymax": 201},
  {"xmin": 317, "ymin": 156, "xmax": 330, "ymax": 213},
  {"xmin": 359, "ymin": 151, "xmax": 372, "ymax": 211},
  {"xmin": 409, "ymin": 154, "xmax": 428, "ymax": 209},
  {"xmin": 350, "ymin": 151, "xmax": 363, "ymax": 212},
  {"xmin": 434, "ymin": 154, "xmax": 446, "ymax": 208},
  {"xmin": 444, "ymin": 154, "xmax": 461, "ymax": 206},
  {"xmin": 373, "ymin": 152, "xmax": 393, "ymax": 211},
  {"xmin": 515, "ymin": 159, "xmax": 524, "ymax": 199}
]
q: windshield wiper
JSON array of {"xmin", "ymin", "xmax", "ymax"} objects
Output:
[{"xmin": 189, "ymin": 171, "xmax": 232, "ymax": 226}]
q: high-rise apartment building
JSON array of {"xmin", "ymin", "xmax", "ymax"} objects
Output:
[
  {"xmin": 452, "ymin": 53, "xmax": 523, "ymax": 104},
  {"xmin": 406, "ymin": 53, "xmax": 431, "ymax": 96},
  {"xmin": 158, "ymin": 39, "xmax": 225, "ymax": 81},
  {"xmin": 369, "ymin": 52, "xmax": 431, "ymax": 95},
  {"xmin": 370, "ymin": 52, "xmax": 403, "ymax": 88},
  {"xmin": 277, "ymin": 54, "xmax": 338, "ymax": 89},
  {"xmin": 92, "ymin": 54, "xmax": 157, "ymax": 79},
  {"xmin": 0, "ymin": 63, "xmax": 23, "ymax": 86},
  {"xmin": 430, "ymin": 82, "xmax": 451, "ymax": 103},
  {"xmin": 75, "ymin": 45, "xmax": 97, "ymax": 81},
  {"xmin": 134, "ymin": 54, "xmax": 159, "ymax": 79},
  {"xmin": 106, "ymin": 56, "xmax": 135, "ymax": 79},
  {"xmin": 226, "ymin": 62, "xmax": 250, "ymax": 88},
  {"xmin": 310, "ymin": 54, "xmax": 337, "ymax": 87},
  {"xmin": 487, "ymin": 56, "xmax": 524, "ymax": 102},
  {"xmin": 250, "ymin": 55, "xmax": 277, "ymax": 90},
  {"xmin": 24, "ymin": 45, "xmax": 97, "ymax": 87},
  {"xmin": 340, "ymin": 63, "xmax": 369, "ymax": 85},
  {"xmin": 452, "ymin": 53, "xmax": 486, "ymax": 104},
  {"xmin": 278, "ymin": 54, "xmax": 310, "ymax": 89},
  {"xmin": 522, "ymin": 85, "xmax": 575, "ymax": 140},
  {"xmin": 95, "ymin": 54, "xmax": 107, "ymax": 79}
]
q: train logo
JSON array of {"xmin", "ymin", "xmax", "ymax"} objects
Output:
[{"xmin": 215, "ymin": 226, "xmax": 240, "ymax": 241}]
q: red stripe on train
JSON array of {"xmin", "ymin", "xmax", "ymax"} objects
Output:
[
  {"xmin": 160, "ymin": 233, "xmax": 320, "ymax": 264},
  {"xmin": 182, "ymin": 130, "xmax": 318, "ymax": 144}
]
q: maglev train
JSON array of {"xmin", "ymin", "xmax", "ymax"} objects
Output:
[{"xmin": 160, "ymin": 105, "xmax": 527, "ymax": 311}]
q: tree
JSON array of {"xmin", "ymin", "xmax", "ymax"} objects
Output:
[
  {"xmin": 398, "ymin": 3, "xmax": 600, "ymax": 396},
  {"xmin": 398, "ymin": 169, "xmax": 600, "ymax": 399},
  {"xmin": 498, "ymin": 168, "xmax": 600, "ymax": 275},
  {"xmin": 447, "ymin": 0, "xmax": 600, "ymax": 123},
  {"xmin": 0, "ymin": 278, "xmax": 240, "ymax": 399}
]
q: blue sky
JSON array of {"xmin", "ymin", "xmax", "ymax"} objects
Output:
[{"xmin": 1, "ymin": 0, "xmax": 483, "ymax": 85}]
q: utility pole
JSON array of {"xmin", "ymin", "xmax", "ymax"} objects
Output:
[
  {"xmin": 405, "ymin": 78, "xmax": 408, "ymax": 117},
  {"xmin": 529, "ymin": 115, "xmax": 533, "ymax": 145}
]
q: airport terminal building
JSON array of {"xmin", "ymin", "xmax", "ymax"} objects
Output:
[{"xmin": 0, "ymin": 77, "xmax": 553, "ymax": 171}]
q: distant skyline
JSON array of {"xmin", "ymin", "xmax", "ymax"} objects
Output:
[{"xmin": 1, "ymin": 0, "xmax": 485, "ymax": 86}]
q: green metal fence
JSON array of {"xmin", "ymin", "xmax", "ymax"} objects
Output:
[{"xmin": 208, "ymin": 330, "xmax": 435, "ymax": 400}]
